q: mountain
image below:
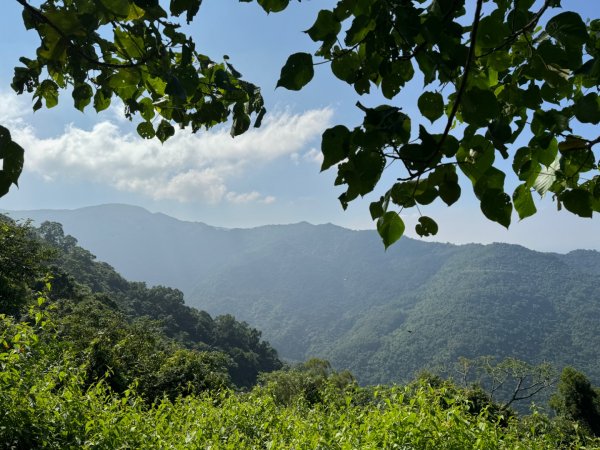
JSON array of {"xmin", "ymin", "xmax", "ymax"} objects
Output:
[{"xmin": 6, "ymin": 204, "xmax": 600, "ymax": 386}]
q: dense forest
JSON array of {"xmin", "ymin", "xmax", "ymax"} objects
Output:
[
  {"xmin": 2, "ymin": 214, "xmax": 600, "ymax": 447},
  {"xmin": 13, "ymin": 204, "xmax": 600, "ymax": 389}
]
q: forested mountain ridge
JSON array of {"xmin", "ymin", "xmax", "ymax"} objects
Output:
[
  {"xmin": 6, "ymin": 204, "xmax": 600, "ymax": 388},
  {"xmin": 0, "ymin": 215, "xmax": 282, "ymax": 394}
]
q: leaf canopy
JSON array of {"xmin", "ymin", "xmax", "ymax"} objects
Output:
[{"xmin": 254, "ymin": 0, "xmax": 600, "ymax": 246}]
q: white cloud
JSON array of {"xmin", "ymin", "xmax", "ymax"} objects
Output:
[
  {"xmin": 10, "ymin": 107, "xmax": 334, "ymax": 204},
  {"xmin": 303, "ymin": 147, "xmax": 323, "ymax": 165},
  {"xmin": 0, "ymin": 91, "xmax": 29, "ymax": 125},
  {"xmin": 226, "ymin": 191, "xmax": 276, "ymax": 204}
]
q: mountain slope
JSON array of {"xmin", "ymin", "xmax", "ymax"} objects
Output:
[{"xmin": 7, "ymin": 204, "xmax": 600, "ymax": 386}]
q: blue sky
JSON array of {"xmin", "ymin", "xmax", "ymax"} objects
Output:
[{"xmin": 0, "ymin": 0, "xmax": 598, "ymax": 252}]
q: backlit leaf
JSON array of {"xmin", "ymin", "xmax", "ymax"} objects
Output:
[
  {"xmin": 377, "ymin": 211, "xmax": 405, "ymax": 249},
  {"xmin": 277, "ymin": 53, "xmax": 314, "ymax": 91}
]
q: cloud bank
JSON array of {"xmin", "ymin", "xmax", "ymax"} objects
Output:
[{"xmin": 1, "ymin": 92, "xmax": 332, "ymax": 204}]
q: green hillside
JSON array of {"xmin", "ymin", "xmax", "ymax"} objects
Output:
[
  {"xmin": 7, "ymin": 204, "xmax": 600, "ymax": 388},
  {"xmin": 3, "ymin": 208, "xmax": 600, "ymax": 447}
]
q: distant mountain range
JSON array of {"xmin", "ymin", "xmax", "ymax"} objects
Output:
[{"xmin": 6, "ymin": 204, "xmax": 600, "ymax": 386}]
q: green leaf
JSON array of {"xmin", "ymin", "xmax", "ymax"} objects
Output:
[
  {"xmin": 369, "ymin": 199, "xmax": 384, "ymax": 220},
  {"xmin": 415, "ymin": 187, "xmax": 438, "ymax": 205},
  {"xmin": 276, "ymin": 53, "xmax": 314, "ymax": 91},
  {"xmin": 39, "ymin": 79, "xmax": 59, "ymax": 108},
  {"xmin": 139, "ymin": 98, "xmax": 155, "ymax": 121},
  {"xmin": 170, "ymin": 0, "xmax": 201, "ymax": 23},
  {"xmin": 439, "ymin": 181, "xmax": 461, "ymax": 206},
  {"xmin": 561, "ymin": 189, "xmax": 593, "ymax": 217},
  {"xmin": 456, "ymin": 136, "xmax": 495, "ymax": 184},
  {"xmin": 257, "ymin": 0, "xmax": 290, "ymax": 13},
  {"xmin": 231, "ymin": 111, "xmax": 251, "ymax": 137},
  {"xmin": 306, "ymin": 10, "xmax": 341, "ymax": 41},
  {"xmin": 418, "ymin": 92, "xmax": 444, "ymax": 123},
  {"xmin": 390, "ymin": 182, "xmax": 417, "ymax": 208},
  {"xmin": 156, "ymin": 120, "xmax": 175, "ymax": 143},
  {"xmin": 376, "ymin": 211, "xmax": 405, "ymax": 249},
  {"xmin": 93, "ymin": 90, "xmax": 111, "ymax": 113},
  {"xmin": 477, "ymin": 15, "xmax": 510, "ymax": 48},
  {"xmin": 512, "ymin": 184, "xmax": 537, "ymax": 220},
  {"xmin": 0, "ymin": 126, "xmax": 25, "ymax": 197},
  {"xmin": 461, "ymin": 88, "xmax": 500, "ymax": 127},
  {"xmin": 345, "ymin": 14, "xmax": 376, "ymax": 46},
  {"xmin": 165, "ymin": 76, "xmax": 187, "ymax": 103},
  {"xmin": 415, "ymin": 216, "xmax": 438, "ymax": 237},
  {"xmin": 474, "ymin": 167, "xmax": 506, "ymax": 200},
  {"xmin": 321, "ymin": 125, "xmax": 350, "ymax": 171},
  {"xmin": 546, "ymin": 12, "xmax": 588, "ymax": 48},
  {"xmin": 573, "ymin": 93, "xmax": 600, "ymax": 124},
  {"xmin": 331, "ymin": 51, "xmax": 361, "ymax": 83},
  {"xmin": 99, "ymin": 0, "xmax": 131, "ymax": 17},
  {"xmin": 137, "ymin": 121, "xmax": 155, "ymax": 139},
  {"xmin": 72, "ymin": 83, "xmax": 93, "ymax": 112},
  {"xmin": 480, "ymin": 189, "xmax": 512, "ymax": 228}
]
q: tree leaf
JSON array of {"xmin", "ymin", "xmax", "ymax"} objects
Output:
[
  {"xmin": 276, "ymin": 53, "xmax": 314, "ymax": 91},
  {"xmin": 321, "ymin": 125, "xmax": 350, "ymax": 171},
  {"xmin": 72, "ymin": 83, "xmax": 93, "ymax": 112},
  {"xmin": 461, "ymin": 88, "xmax": 500, "ymax": 127},
  {"xmin": 369, "ymin": 199, "xmax": 384, "ymax": 220},
  {"xmin": 99, "ymin": 0, "xmax": 131, "ymax": 17},
  {"xmin": 376, "ymin": 211, "xmax": 405, "ymax": 249},
  {"xmin": 573, "ymin": 93, "xmax": 600, "ymax": 124},
  {"xmin": 561, "ymin": 189, "xmax": 593, "ymax": 218},
  {"xmin": 0, "ymin": 126, "xmax": 25, "ymax": 196},
  {"xmin": 256, "ymin": 0, "xmax": 290, "ymax": 13},
  {"xmin": 534, "ymin": 154, "xmax": 560, "ymax": 196},
  {"xmin": 305, "ymin": 10, "xmax": 340, "ymax": 41},
  {"xmin": 137, "ymin": 121, "xmax": 155, "ymax": 139},
  {"xmin": 512, "ymin": 184, "xmax": 537, "ymax": 220},
  {"xmin": 480, "ymin": 189, "xmax": 512, "ymax": 228},
  {"xmin": 546, "ymin": 12, "xmax": 588, "ymax": 48},
  {"xmin": 439, "ymin": 181, "xmax": 461, "ymax": 206},
  {"xmin": 415, "ymin": 216, "xmax": 438, "ymax": 237},
  {"xmin": 418, "ymin": 92, "xmax": 444, "ymax": 123},
  {"xmin": 156, "ymin": 120, "xmax": 175, "ymax": 143}
]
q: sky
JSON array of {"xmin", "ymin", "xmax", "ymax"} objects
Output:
[{"xmin": 0, "ymin": 0, "xmax": 598, "ymax": 252}]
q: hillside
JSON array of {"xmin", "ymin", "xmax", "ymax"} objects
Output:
[{"xmin": 7, "ymin": 204, "xmax": 600, "ymax": 386}]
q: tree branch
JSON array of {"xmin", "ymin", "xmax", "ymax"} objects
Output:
[
  {"xmin": 421, "ymin": 0, "xmax": 484, "ymax": 170},
  {"xmin": 477, "ymin": 0, "xmax": 553, "ymax": 58}
]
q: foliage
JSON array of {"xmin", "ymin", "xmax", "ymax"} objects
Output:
[
  {"xmin": 0, "ymin": 215, "xmax": 52, "ymax": 316},
  {"xmin": 1, "ymin": 216, "xmax": 599, "ymax": 448},
  {"xmin": 255, "ymin": 0, "xmax": 600, "ymax": 246},
  {"xmin": 0, "ymin": 126, "xmax": 24, "ymax": 197},
  {"xmin": 36, "ymin": 220, "xmax": 283, "ymax": 388},
  {"xmin": 1, "ymin": 0, "xmax": 268, "ymax": 197},
  {"xmin": 455, "ymin": 356, "xmax": 556, "ymax": 410},
  {"xmin": 550, "ymin": 367, "xmax": 600, "ymax": 437},
  {"xmin": 0, "ymin": 218, "xmax": 282, "ymax": 396},
  {"xmin": 3, "ymin": 1, "xmax": 598, "ymax": 245},
  {"xmin": 258, "ymin": 358, "xmax": 356, "ymax": 405},
  {"xmin": 2, "ymin": 316, "xmax": 599, "ymax": 449}
]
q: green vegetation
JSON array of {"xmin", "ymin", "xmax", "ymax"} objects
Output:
[
  {"xmin": 2, "ymin": 1, "xmax": 600, "ymax": 246},
  {"xmin": 2, "ymin": 311, "xmax": 600, "ymax": 448},
  {"xmin": 268, "ymin": 0, "xmax": 600, "ymax": 245},
  {"xmin": 12, "ymin": 205, "xmax": 600, "ymax": 392},
  {"xmin": 2, "ymin": 212, "xmax": 600, "ymax": 447},
  {"xmin": 0, "ymin": 215, "xmax": 282, "ymax": 399}
]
